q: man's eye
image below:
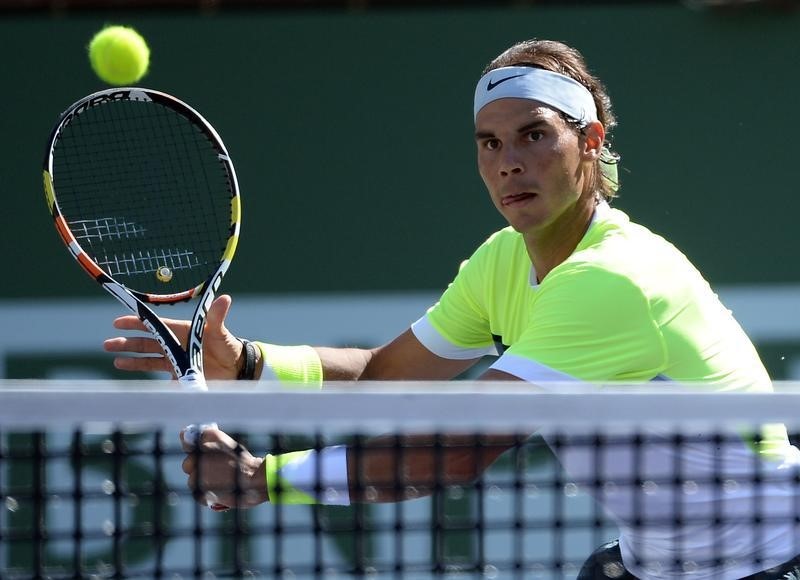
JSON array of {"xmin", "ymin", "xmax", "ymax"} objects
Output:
[
  {"xmin": 485, "ymin": 139, "xmax": 500, "ymax": 150},
  {"xmin": 526, "ymin": 131, "xmax": 544, "ymax": 142}
]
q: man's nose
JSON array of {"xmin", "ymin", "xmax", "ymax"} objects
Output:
[{"xmin": 499, "ymin": 148, "xmax": 524, "ymax": 176}]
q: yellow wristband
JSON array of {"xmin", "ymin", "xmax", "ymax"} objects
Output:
[
  {"xmin": 264, "ymin": 452, "xmax": 317, "ymax": 504},
  {"xmin": 265, "ymin": 447, "xmax": 350, "ymax": 505},
  {"xmin": 254, "ymin": 342, "xmax": 322, "ymax": 388}
]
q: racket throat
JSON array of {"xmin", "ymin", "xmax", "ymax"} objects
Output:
[{"xmin": 179, "ymin": 370, "xmax": 208, "ymax": 391}]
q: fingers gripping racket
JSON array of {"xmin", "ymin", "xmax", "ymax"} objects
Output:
[{"xmin": 43, "ymin": 88, "xmax": 241, "ymax": 391}]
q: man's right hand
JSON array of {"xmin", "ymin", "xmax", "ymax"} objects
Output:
[{"xmin": 180, "ymin": 426, "xmax": 268, "ymax": 509}]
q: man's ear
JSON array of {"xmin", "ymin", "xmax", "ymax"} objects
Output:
[{"xmin": 582, "ymin": 121, "xmax": 605, "ymax": 159}]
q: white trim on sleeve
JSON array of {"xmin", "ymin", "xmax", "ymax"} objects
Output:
[
  {"xmin": 411, "ymin": 315, "xmax": 498, "ymax": 360},
  {"xmin": 279, "ymin": 446, "xmax": 351, "ymax": 506},
  {"xmin": 490, "ymin": 353, "xmax": 579, "ymax": 387}
]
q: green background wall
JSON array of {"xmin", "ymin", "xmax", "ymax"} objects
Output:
[{"xmin": 2, "ymin": 4, "xmax": 798, "ymax": 298}]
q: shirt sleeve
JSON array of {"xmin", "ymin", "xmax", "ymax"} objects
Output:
[
  {"xmin": 492, "ymin": 263, "xmax": 667, "ymax": 382},
  {"xmin": 412, "ymin": 244, "xmax": 499, "ymax": 360}
]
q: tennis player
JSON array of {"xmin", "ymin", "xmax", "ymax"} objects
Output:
[{"xmin": 105, "ymin": 39, "xmax": 800, "ymax": 579}]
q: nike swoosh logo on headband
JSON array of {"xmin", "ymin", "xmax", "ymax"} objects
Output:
[{"xmin": 486, "ymin": 74, "xmax": 526, "ymax": 91}]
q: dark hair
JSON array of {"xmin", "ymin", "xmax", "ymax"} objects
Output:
[{"xmin": 483, "ymin": 39, "xmax": 620, "ymax": 200}]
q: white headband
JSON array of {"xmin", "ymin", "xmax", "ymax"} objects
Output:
[{"xmin": 473, "ymin": 66, "xmax": 598, "ymax": 125}]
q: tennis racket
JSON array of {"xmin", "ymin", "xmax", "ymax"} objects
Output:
[{"xmin": 42, "ymin": 87, "xmax": 241, "ymax": 390}]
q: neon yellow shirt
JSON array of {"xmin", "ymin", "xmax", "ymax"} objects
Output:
[
  {"xmin": 415, "ymin": 204, "xmax": 769, "ymax": 390},
  {"xmin": 411, "ymin": 205, "xmax": 800, "ymax": 578}
]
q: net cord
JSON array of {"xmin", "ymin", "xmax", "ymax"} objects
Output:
[{"xmin": 2, "ymin": 380, "xmax": 800, "ymax": 430}]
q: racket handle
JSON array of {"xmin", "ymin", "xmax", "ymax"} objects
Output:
[
  {"xmin": 182, "ymin": 422, "xmax": 221, "ymax": 510},
  {"xmin": 179, "ymin": 371, "xmax": 208, "ymax": 391},
  {"xmin": 182, "ymin": 422, "xmax": 219, "ymax": 446},
  {"xmin": 179, "ymin": 371, "xmax": 218, "ymax": 444},
  {"xmin": 178, "ymin": 372, "xmax": 220, "ymax": 508}
]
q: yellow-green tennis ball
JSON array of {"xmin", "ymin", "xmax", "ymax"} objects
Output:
[{"xmin": 88, "ymin": 25, "xmax": 150, "ymax": 86}]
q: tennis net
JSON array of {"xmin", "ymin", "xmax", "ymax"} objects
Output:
[{"xmin": 3, "ymin": 380, "xmax": 800, "ymax": 579}]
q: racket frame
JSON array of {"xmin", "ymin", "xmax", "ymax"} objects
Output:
[{"xmin": 42, "ymin": 88, "xmax": 242, "ymax": 388}]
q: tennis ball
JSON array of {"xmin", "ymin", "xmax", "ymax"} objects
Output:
[{"xmin": 88, "ymin": 25, "xmax": 150, "ymax": 86}]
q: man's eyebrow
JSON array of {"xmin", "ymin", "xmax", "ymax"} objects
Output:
[
  {"xmin": 517, "ymin": 120, "xmax": 547, "ymax": 134},
  {"xmin": 474, "ymin": 119, "xmax": 548, "ymax": 141}
]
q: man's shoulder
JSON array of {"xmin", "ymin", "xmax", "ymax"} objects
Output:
[
  {"xmin": 483, "ymin": 225, "xmax": 523, "ymax": 246},
  {"xmin": 468, "ymin": 226, "xmax": 526, "ymax": 264},
  {"xmin": 576, "ymin": 208, "xmax": 690, "ymax": 273},
  {"xmin": 586, "ymin": 207, "xmax": 662, "ymax": 247},
  {"xmin": 553, "ymin": 208, "xmax": 707, "ymax": 304}
]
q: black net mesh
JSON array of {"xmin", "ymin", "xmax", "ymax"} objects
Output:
[{"xmin": 3, "ymin": 421, "xmax": 800, "ymax": 579}]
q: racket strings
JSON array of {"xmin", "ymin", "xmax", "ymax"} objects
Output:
[
  {"xmin": 52, "ymin": 98, "xmax": 232, "ymax": 295},
  {"xmin": 96, "ymin": 248, "xmax": 201, "ymax": 278}
]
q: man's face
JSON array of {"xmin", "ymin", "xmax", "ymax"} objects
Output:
[{"xmin": 475, "ymin": 97, "xmax": 595, "ymax": 237}]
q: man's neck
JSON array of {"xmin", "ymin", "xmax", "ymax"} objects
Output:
[{"xmin": 523, "ymin": 196, "xmax": 599, "ymax": 283}]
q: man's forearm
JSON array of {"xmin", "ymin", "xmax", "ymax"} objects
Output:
[
  {"xmin": 346, "ymin": 434, "xmax": 518, "ymax": 503},
  {"xmin": 313, "ymin": 346, "xmax": 375, "ymax": 381}
]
